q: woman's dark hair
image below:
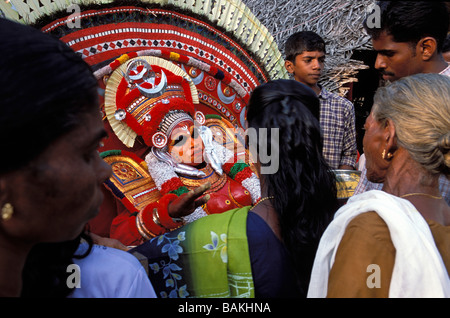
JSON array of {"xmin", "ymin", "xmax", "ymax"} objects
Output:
[
  {"xmin": 246, "ymin": 79, "xmax": 338, "ymax": 296},
  {"xmin": 363, "ymin": 1, "xmax": 449, "ymax": 52},
  {"xmin": 21, "ymin": 232, "xmax": 93, "ymax": 298},
  {"xmin": 0, "ymin": 18, "xmax": 99, "ymax": 175}
]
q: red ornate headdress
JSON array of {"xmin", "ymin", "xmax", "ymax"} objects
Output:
[{"xmin": 105, "ymin": 55, "xmax": 201, "ymax": 148}]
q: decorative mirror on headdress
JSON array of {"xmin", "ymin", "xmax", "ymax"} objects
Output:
[{"xmin": 125, "ymin": 59, "xmax": 168, "ymax": 99}]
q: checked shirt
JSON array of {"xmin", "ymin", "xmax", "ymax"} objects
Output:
[{"xmin": 319, "ymin": 87, "xmax": 358, "ymax": 169}]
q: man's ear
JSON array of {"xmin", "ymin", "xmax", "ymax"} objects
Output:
[
  {"xmin": 417, "ymin": 37, "xmax": 438, "ymax": 61},
  {"xmin": 284, "ymin": 60, "xmax": 294, "ymax": 74}
]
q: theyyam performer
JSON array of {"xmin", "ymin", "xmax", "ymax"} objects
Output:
[
  {"xmin": 0, "ymin": 0, "xmax": 288, "ymax": 246},
  {"xmin": 98, "ymin": 54, "xmax": 261, "ymax": 246}
]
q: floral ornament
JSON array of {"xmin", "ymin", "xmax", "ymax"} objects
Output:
[
  {"xmin": 150, "ymin": 231, "xmax": 188, "ymax": 298},
  {"xmin": 203, "ymin": 231, "xmax": 228, "ymax": 263}
]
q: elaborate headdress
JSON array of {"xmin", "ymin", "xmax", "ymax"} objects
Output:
[{"xmin": 104, "ymin": 54, "xmax": 202, "ymax": 148}]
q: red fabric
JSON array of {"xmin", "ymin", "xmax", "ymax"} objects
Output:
[
  {"xmin": 222, "ymin": 162, "xmax": 234, "ymax": 174},
  {"xmin": 222, "ymin": 154, "xmax": 239, "ymax": 173},
  {"xmin": 109, "ymin": 208, "xmax": 143, "ymax": 247},
  {"xmin": 160, "ymin": 177, "xmax": 185, "ymax": 195},
  {"xmin": 234, "ymin": 166, "xmax": 253, "ymax": 184}
]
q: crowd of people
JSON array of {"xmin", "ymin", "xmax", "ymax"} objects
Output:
[{"xmin": 0, "ymin": 1, "xmax": 449, "ymax": 298}]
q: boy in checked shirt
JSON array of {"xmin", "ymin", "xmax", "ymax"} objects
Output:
[{"xmin": 284, "ymin": 31, "xmax": 357, "ymax": 170}]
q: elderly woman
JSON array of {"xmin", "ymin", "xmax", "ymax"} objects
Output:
[{"xmin": 308, "ymin": 73, "xmax": 450, "ymax": 297}]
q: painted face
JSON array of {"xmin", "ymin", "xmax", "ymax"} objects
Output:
[
  {"xmin": 372, "ymin": 31, "xmax": 423, "ymax": 82},
  {"xmin": 168, "ymin": 120, "xmax": 204, "ymax": 166},
  {"xmin": 285, "ymin": 50, "xmax": 325, "ymax": 88},
  {"xmin": 362, "ymin": 112, "xmax": 390, "ymax": 183},
  {"xmin": 3, "ymin": 108, "xmax": 111, "ymax": 243}
]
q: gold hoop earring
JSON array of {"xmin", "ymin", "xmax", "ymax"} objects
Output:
[{"xmin": 1, "ymin": 203, "xmax": 14, "ymax": 221}]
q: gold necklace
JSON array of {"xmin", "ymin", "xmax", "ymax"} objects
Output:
[
  {"xmin": 400, "ymin": 193, "xmax": 443, "ymax": 200},
  {"xmin": 250, "ymin": 196, "xmax": 274, "ymax": 211}
]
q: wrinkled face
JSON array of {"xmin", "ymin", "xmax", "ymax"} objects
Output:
[
  {"xmin": 1, "ymin": 108, "xmax": 111, "ymax": 244},
  {"xmin": 168, "ymin": 120, "xmax": 204, "ymax": 166},
  {"xmin": 362, "ymin": 112, "xmax": 390, "ymax": 183},
  {"xmin": 372, "ymin": 31, "xmax": 423, "ymax": 82},
  {"xmin": 285, "ymin": 50, "xmax": 325, "ymax": 87}
]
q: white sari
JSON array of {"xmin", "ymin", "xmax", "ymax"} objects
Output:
[{"xmin": 307, "ymin": 190, "xmax": 450, "ymax": 298}]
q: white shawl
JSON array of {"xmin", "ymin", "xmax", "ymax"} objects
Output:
[{"xmin": 307, "ymin": 190, "xmax": 450, "ymax": 298}]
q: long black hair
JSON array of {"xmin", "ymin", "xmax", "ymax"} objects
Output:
[
  {"xmin": 0, "ymin": 18, "xmax": 99, "ymax": 174},
  {"xmin": 246, "ymin": 79, "xmax": 338, "ymax": 295}
]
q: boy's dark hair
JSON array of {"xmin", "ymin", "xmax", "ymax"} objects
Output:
[
  {"xmin": 363, "ymin": 1, "xmax": 449, "ymax": 52},
  {"xmin": 284, "ymin": 31, "xmax": 326, "ymax": 62}
]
